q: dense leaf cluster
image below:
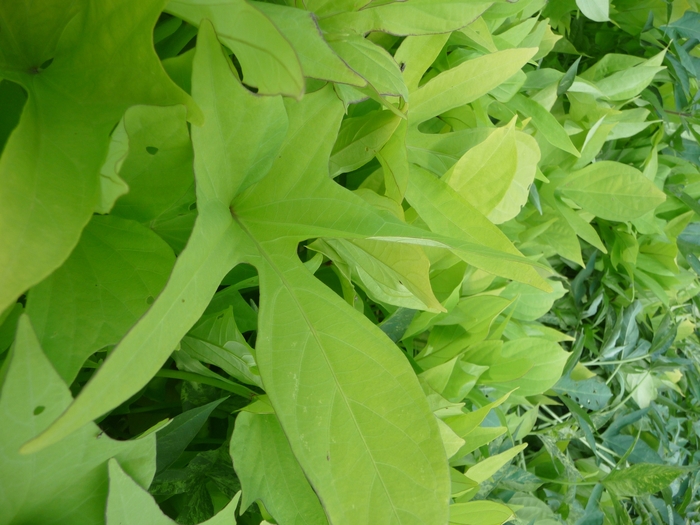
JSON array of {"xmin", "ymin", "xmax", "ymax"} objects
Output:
[{"xmin": 0, "ymin": 1, "xmax": 699, "ymax": 525}]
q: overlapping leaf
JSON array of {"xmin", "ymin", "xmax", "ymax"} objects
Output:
[
  {"xmin": 0, "ymin": 0, "xmax": 199, "ymax": 312},
  {"xmin": 0, "ymin": 316, "xmax": 156, "ymax": 525}
]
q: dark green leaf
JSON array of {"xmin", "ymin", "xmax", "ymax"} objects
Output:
[
  {"xmin": 555, "ymin": 375, "xmax": 612, "ymax": 411},
  {"xmin": 557, "ymin": 56, "xmax": 581, "ymax": 95},
  {"xmin": 156, "ymin": 397, "xmax": 227, "ymax": 473}
]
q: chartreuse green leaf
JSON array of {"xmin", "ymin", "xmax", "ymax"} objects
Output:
[
  {"xmin": 230, "ymin": 127, "xmax": 546, "ymax": 292},
  {"xmin": 303, "ymin": 0, "xmax": 370, "ymax": 16},
  {"xmin": 229, "ymin": 85, "xmax": 451, "ymax": 525},
  {"xmin": 25, "ymin": 17, "xmax": 546, "ymax": 458},
  {"xmin": 110, "ymin": 105, "xmax": 195, "ymax": 224},
  {"xmin": 243, "ymin": 172, "xmax": 549, "ymax": 289},
  {"xmin": 576, "ymin": 0, "xmax": 610, "ymax": 22},
  {"xmin": 438, "ymin": 419, "xmax": 468, "ymax": 460},
  {"xmin": 181, "ymin": 308, "xmax": 262, "ymax": 387},
  {"xmin": 559, "ymin": 161, "xmax": 666, "ymax": 222},
  {"xmin": 22, "ymin": 20, "xmax": 286, "ymax": 453},
  {"xmin": 167, "ymin": 0, "xmax": 305, "ymax": 98},
  {"xmin": 246, "ymin": 239, "xmax": 449, "ymax": 525},
  {"xmin": 450, "ymin": 468, "xmax": 478, "ymax": 497},
  {"xmin": 465, "ymin": 444, "xmax": 528, "ymax": 484},
  {"xmin": 162, "ymin": 48, "xmax": 195, "ymax": 94},
  {"xmin": 106, "ymin": 459, "xmax": 240, "ymax": 525},
  {"xmin": 487, "ymin": 132, "xmax": 540, "ymax": 224},
  {"xmin": 530, "ymin": 211, "xmax": 585, "ymax": 267},
  {"xmin": 406, "ymin": 127, "xmax": 492, "ymax": 175},
  {"xmin": 378, "ymin": 119, "xmax": 410, "ymax": 203},
  {"xmin": 421, "ymin": 357, "xmax": 488, "ymax": 402},
  {"xmin": 27, "ymin": 24, "xmax": 549, "ymax": 525},
  {"xmin": 0, "ymin": 0, "xmax": 79, "ymax": 70},
  {"xmin": 438, "ymin": 295, "xmax": 513, "ymax": 336},
  {"xmin": 27, "ymin": 25, "xmax": 455, "ymax": 525},
  {"xmin": 230, "ymin": 412, "xmax": 329, "ymax": 525},
  {"xmin": 0, "ymin": 316, "xmax": 156, "ymax": 525},
  {"xmin": 205, "ymin": 287, "xmax": 257, "ymax": 331},
  {"xmin": 0, "ymin": 0, "xmax": 199, "ymax": 313},
  {"xmin": 499, "ymin": 280, "xmax": 567, "ymax": 322},
  {"xmin": 415, "ymin": 297, "xmax": 513, "ymax": 369},
  {"xmin": 572, "ymin": 116, "xmax": 617, "ymax": 170},
  {"xmin": 406, "ymin": 166, "xmax": 550, "ymax": 291},
  {"xmin": 330, "ymin": 109, "xmax": 402, "ymax": 177},
  {"xmin": 0, "ymin": 302, "xmax": 23, "ymax": 354},
  {"xmin": 187, "ymin": 30, "xmax": 289, "ymax": 201},
  {"xmin": 97, "ymin": 118, "xmax": 130, "ymax": 214},
  {"xmin": 327, "ymin": 34, "xmax": 409, "ymax": 99},
  {"xmin": 492, "ymin": 17, "xmax": 538, "ymax": 48},
  {"xmin": 311, "ymin": 238, "xmax": 445, "ymax": 312},
  {"xmin": 579, "ymin": 53, "xmax": 646, "ymax": 81},
  {"xmin": 602, "ymin": 464, "xmax": 688, "ymax": 497},
  {"xmin": 508, "ymin": 93, "xmax": 580, "ymax": 156},
  {"xmin": 395, "ymin": 33, "xmax": 451, "ymax": 92},
  {"xmin": 449, "ymin": 500, "xmax": 514, "ymax": 525},
  {"xmin": 26, "ymin": 215, "xmax": 176, "ymax": 383},
  {"xmin": 319, "ymin": 0, "xmax": 493, "ymax": 36},
  {"xmin": 593, "ymin": 50, "xmax": 666, "ymax": 101},
  {"xmin": 409, "ymin": 48, "xmax": 537, "ymax": 124},
  {"xmin": 551, "ymin": 195, "xmax": 607, "ymax": 253},
  {"xmin": 251, "ymin": 2, "xmax": 365, "ymax": 87},
  {"xmin": 443, "ymin": 393, "xmax": 510, "ymax": 459},
  {"xmin": 467, "ymin": 338, "xmax": 569, "ymax": 396},
  {"xmin": 444, "ymin": 119, "xmax": 518, "ymax": 217}
]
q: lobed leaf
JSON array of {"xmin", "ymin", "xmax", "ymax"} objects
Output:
[
  {"xmin": 0, "ymin": 0, "xmax": 199, "ymax": 313},
  {"xmin": 26, "ymin": 215, "xmax": 175, "ymax": 383},
  {"xmin": 167, "ymin": 0, "xmax": 305, "ymax": 98},
  {"xmin": 0, "ymin": 316, "xmax": 155, "ymax": 525},
  {"xmin": 319, "ymin": 0, "xmax": 493, "ymax": 36}
]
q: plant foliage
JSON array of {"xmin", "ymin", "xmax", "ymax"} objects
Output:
[{"xmin": 1, "ymin": 0, "xmax": 699, "ymax": 524}]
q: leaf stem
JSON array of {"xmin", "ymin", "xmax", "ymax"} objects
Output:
[
  {"xmin": 537, "ymin": 478, "xmax": 599, "ymax": 486},
  {"xmin": 155, "ymin": 369, "xmax": 257, "ymax": 399},
  {"xmin": 582, "ymin": 354, "xmax": 650, "ymax": 366},
  {"xmin": 82, "ymin": 359, "xmax": 257, "ymax": 399}
]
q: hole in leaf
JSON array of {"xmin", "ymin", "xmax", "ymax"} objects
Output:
[
  {"xmin": 28, "ymin": 58, "xmax": 54, "ymax": 74},
  {"xmin": 188, "ymin": 202, "xmax": 197, "ymax": 211},
  {"xmin": 146, "ymin": 296, "xmax": 154, "ymax": 305},
  {"xmin": 33, "ymin": 406, "xmax": 45, "ymax": 415},
  {"xmin": 146, "ymin": 146, "xmax": 159, "ymax": 155},
  {"xmin": 229, "ymin": 53, "xmax": 244, "ymax": 80}
]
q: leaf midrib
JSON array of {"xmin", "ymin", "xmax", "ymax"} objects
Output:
[{"xmin": 234, "ymin": 215, "xmax": 405, "ymax": 525}]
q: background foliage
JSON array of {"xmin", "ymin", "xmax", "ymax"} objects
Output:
[{"xmin": 1, "ymin": 0, "xmax": 699, "ymax": 524}]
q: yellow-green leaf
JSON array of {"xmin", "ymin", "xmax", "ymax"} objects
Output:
[{"xmin": 559, "ymin": 161, "xmax": 666, "ymax": 222}]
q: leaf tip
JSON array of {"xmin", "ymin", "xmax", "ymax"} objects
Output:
[
  {"xmin": 19, "ymin": 410, "xmax": 77, "ymax": 454},
  {"xmin": 19, "ymin": 436, "xmax": 46, "ymax": 455}
]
